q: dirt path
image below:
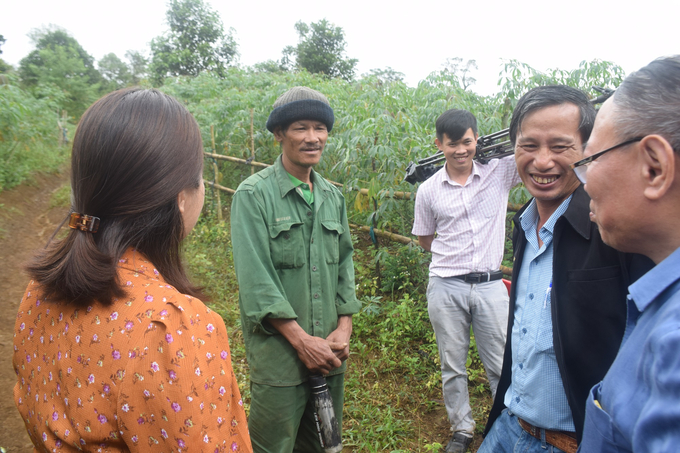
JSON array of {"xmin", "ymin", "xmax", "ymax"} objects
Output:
[{"xmin": 0, "ymin": 171, "xmax": 69, "ymax": 453}]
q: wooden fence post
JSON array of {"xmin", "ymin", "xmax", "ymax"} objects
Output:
[
  {"xmin": 210, "ymin": 125, "xmax": 222, "ymax": 222},
  {"xmin": 371, "ymin": 155, "xmax": 382, "ymax": 288},
  {"xmin": 250, "ymin": 109, "xmax": 255, "ymax": 175},
  {"xmin": 57, "ymin": 110, "xmax": 68, "ymax": 146}
]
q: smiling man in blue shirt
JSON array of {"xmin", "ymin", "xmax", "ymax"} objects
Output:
[
  {"xmin": 479, "ymin": 86, "xmax": 652, "ymax": 453},
  {"xmin": 575, "ymin": 56, "xmax": 680, "ymax": 453}
]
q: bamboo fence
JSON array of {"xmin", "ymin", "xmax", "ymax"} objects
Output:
[{"xmin": 203, "ymin": 121, "xmax": 519, "ymax": 276}]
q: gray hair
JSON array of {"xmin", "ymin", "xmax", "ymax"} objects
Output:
[{"xmin": 612, "ymin": 55, "xmax": 680, "ymax": 153}]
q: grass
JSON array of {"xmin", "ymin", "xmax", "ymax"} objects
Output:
[
  {"xmin": 49, "ymin": 183, "xmax": 71, "ymax": 208},
  {"xmin": 0, "ymin": 141, "xmax": 70, "ymax": 193},
  {"xmin": 184, "ymin": 208, "xmax": 496, "ymax": 451}
]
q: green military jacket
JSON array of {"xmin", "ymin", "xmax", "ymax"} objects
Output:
[{"xmin": 231, "ymin": 155, "xmax": 360, "ymax": 386}]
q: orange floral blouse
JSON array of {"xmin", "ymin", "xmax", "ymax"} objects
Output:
[{"xmin": 13, "ymin": 248, "xmax": 252, "ymax": 452}]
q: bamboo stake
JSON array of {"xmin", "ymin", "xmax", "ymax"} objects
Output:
[
  {"xmin": 349, "ymin": 223, "xmax": 415, "ymax": 245},
  {"xmin": 370, "ymin": 154, "xmax": 382, "ymax": 288},
  {"xmin": 210, "ymin": 125, "xmax": 222, "ymax": 221},
  {"xmin": 250, "ymin": 109, "xmax": 255, "ymax": 175},
  {"xmin": 357, "ymin": 188, "xmax": 413, "ymax": 200},
  {"xmin": 204, "ymin": 153, "xmax": 270, "ymax": 168},
  {"xmin": 204, "ymin": 180, "xmax": 236, "ymax": 194}
]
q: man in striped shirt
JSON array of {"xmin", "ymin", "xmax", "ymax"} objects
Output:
[{"xmin": 412, "ymin": 109, "xmax": 521, "ymax": 452}]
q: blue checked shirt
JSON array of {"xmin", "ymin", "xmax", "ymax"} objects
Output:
[{"xmin": 505, "ymin": 195, "xmax": 576, "ymax": 432}]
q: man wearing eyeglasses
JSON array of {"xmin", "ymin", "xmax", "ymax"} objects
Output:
[
  {"xmin": 575, "ymin": 56, "xmax": 680, "ymax": 453},
  {"xmin": 479, "ymin": 86, "xmax": 651, "ymax": 453}
]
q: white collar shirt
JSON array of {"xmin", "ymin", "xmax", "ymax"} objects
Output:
[{"xmin": 412, "ymin": 156, "xmax": 521, "ymax": 277}]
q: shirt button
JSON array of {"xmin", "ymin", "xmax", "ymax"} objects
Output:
[
  {"xmin": 312, "ymin": 266, "xmax": 317, "ymax": 272},
  {"xmin": 522, "ymin": 328, "xmax": 527, "ymax": 334},
  {"xmin": 529, "ymin": 293, "xmax": 534, "ymax": 300},
  {"xmin": 284, "ymin": 233, "xmax": 290, "ymax": 239},
  {"xmin": 519, "ymin": 363, "xmax": 523, "ymax": 369},
  {"xmin": 315, "ymin": 321, "xmax": 320, "ymax": 326},
  {"xmin": 516, "ymin": 397, "xmax": 521, "ymax": 403},
  {"xmin": 314, "ymin": 294, "xmax": 319, "ymax": 299},
  {"xmin": 306, "ymin": 211, "xmax": 312, "ymax": 217},
  {"xmin": 311, "ymin": 238, "xmax": 314, "ymax": 244}
]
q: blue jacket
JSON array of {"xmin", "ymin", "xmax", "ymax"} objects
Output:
[{"xmin": 579, "ymin": 246, "xmax": 680, "ymax": 453}]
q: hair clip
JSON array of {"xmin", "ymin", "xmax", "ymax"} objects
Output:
[{"xmin": 68, "ymin": 213, "xmax": 100, "ymax": 233}]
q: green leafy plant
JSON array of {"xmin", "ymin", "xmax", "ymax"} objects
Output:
[
  {"xmin": 282, "ymin": 19, "xmax": 358, "ymax": 81},
  {"xmin": 0, "ymin": 76, "xmax": 69, "ymax": 191},
  {"xmin": 19, "ymin": 26, "xmax": 103, "ymax": 118},
  {"xmin": 149, "ymin": 0, "xmax": 238, "ymax": 86}
]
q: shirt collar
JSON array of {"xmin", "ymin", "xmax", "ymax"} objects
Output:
[
  {"xmin": 273, "ymin": 154, "xmax": 317, "ymax": 197},
  {"xmin": 519, "ymin": 193, "xmax": 574, "ymax": 236},
  {"xmin": 629, "ymin": 246, "xmax": 680, "ymax": 312},
  {"xmin": 288, "ymin": 173, "xmax": 313, "ymax": 205},
  {"xmin": 287, "ymin": 172, "xmax": 309, "ymax": 189},
  {"xmin": 440, "ymin": 161, "xmax": 479, "ymax": 186}
]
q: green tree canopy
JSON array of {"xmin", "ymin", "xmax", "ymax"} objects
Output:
[
  {"xmin": 18, "ymin": 26, "xmax": 102, "ymax": 117},
  {"xmin": 0, "ymin": 34, "xmax": 11, "ymax": 73},
  {"xmin": 149, "ymin": 0, "xmax": 238, "ymax": 85},
  {"xmin": 362, "ymin": 67, "xmax": 405, "ymax": 83},
  {"xmin": 250, "ymin": 59, "xmax": 288, "ymax": 74},
  {"xmin": 498, "ymin": 59, "xmax": 626, "ymax": 105},
  {"xmin": 98, "ymin": 53, "xmax": 132, "ymax": 91},
  {"xmin": 282, "ymin": 19, "xmax": 358, "ymax": 81},
  {"xmin": 125, "ymin": 50, "xmax": 148, "ymax": 85},
  {"xmin": 441, "ymin": 57, "xmax": 478, "ymax": 90}
]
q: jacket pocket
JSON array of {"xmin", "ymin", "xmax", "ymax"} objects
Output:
[
  {"xmin": 566, "ymin": 266, "xmax": 625, "ymax": 318},
  {"xmin": 268, "ymin": 221, "xmax": 305, "ymax": 269},
  {"xmin": 567, "ymin": 265, "xmax": 621, "ymax": 282},
  {"xmin": 321, "ymin": 219, "xmax": 343, "ymax": 264}
]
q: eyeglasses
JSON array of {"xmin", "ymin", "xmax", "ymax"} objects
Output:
[{"xmin": 570, "ymin": 137, "xmax": 643, "ymax": 184}]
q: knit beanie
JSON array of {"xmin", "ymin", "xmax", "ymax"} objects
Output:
[{"xmin": 266, "ymin": 86, "xmax": 335, "ymax": 132}]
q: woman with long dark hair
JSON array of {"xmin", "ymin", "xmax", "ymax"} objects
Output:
[{"xmin": 12, "ymin": 88, "xmax": 252, "ymax": 452}]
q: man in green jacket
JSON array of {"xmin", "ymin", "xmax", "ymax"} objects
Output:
[{"xmin": 231, "ymin": 86, "xmax": 360, "ymax": 453}]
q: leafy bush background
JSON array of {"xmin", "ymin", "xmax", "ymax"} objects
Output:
[
  {"xmin": 0, "ymin": 75, "xmax": 68, "ymax": 191},
  {"xmin": 164, "ymin": 59, "xmax": 623, "ymax": 237}
]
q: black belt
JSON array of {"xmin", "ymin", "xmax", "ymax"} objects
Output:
[{"xmin": 451, "ymin": 270, "xmax": 503, "ymax": 283}]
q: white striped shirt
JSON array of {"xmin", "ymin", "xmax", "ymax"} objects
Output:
[{"xmin": 412, "ymin": 156, "xmax": 521, "ymax": 277}]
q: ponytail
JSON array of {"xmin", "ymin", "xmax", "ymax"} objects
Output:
[{"xmin": 25, "ymin": 88, "xmax": 206, "ymax": 306}]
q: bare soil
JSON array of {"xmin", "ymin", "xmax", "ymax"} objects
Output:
[{"xmin": 0, "ymin": 170, "xmax": 69, "ymax": 452}]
